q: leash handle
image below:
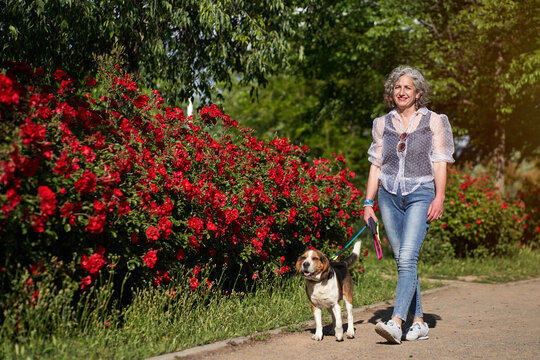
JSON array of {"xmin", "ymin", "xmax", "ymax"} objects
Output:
[{"xmin": 368, "ymin": 218, "xmax": 383, "ymax": 260}]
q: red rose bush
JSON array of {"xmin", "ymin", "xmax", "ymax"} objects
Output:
[
  {"xmin": 0, "ymin": 60, "xmax": 364, "ymax": 296},
  {"xmin": 422, "ymin": 165, "xmax": 538, "ymax": 261}
]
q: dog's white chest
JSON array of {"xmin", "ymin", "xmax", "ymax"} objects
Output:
[{"xmin": 308, "ymin": 276, "xmax": 341, "ymax": 308}]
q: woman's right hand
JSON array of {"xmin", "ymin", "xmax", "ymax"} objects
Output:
[{"xmin": 363, "ymin": 206, "xmax": 378, "ymax": 226}]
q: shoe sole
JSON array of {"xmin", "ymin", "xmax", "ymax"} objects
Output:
[
  {"xmin": 375, "ymin": 325, "xmax": 401, "ymax": 344},
  {"xmin": 405, "ymin": 335, "xmax": 429, "ymax": 341}
]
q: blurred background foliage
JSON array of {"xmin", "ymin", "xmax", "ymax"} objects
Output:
[{"xmin": 1, "ymin": 0, "xmax": 539, "ymax": 187}]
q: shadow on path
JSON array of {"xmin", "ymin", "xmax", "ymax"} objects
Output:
[{"xmin": 368, "ymin": 307, "xmax": 442, "ymax": 329}]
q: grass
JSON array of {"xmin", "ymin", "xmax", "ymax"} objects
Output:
[
  {"xmin": 419, "ymin": 247, "xmax": 540, "ymax": 282},
  {"xmin": 2, "ymin": 247, "xmax": 540, "ymax": 360}
]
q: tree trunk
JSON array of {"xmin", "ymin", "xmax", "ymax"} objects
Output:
[
  {"xmin": 493, "ymin": 121, "xmax": 505, "ymax": 192},
  {"xmin": 493, "ymin": 47, "xmax": 507, "ymax": 192}
]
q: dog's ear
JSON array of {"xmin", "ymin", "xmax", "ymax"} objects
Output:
[
  {"xmin": 296, "ymin": 253, "xmax": 306, "ymax": 274},
  {"xmin": 316, "ymin": 250, "xmax": 331, "ymax": 280}
]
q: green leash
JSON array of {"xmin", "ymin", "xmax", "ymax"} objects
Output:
[{"xmin": 331, "ymin": 225, "xmax": 367, "ymax": 260}]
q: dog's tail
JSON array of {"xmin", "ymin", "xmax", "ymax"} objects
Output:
[{"xmin": 341, "ymin": 240, "xmax": 362, "ymax": 268}]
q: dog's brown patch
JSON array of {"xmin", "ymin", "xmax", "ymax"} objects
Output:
[{"xmin": 313, "ymin": 249, "xmax": 330, "ymax": 280}]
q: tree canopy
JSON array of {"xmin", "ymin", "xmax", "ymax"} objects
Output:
[
  {"xmin": 226, "ymin": 0, "xmax": 539, "ymax": 185},
  {"xmin": 1, "ymin": 0, "xmax": 296, "ymax": 103},
  {"xmin": 1, "ymin": 0, "xmax": 538, "ymax": 185},
  {"xmin": 371, "ymin": 0, "xmax": 540, "ymax": 187},
  {"xmin": 225, "ymin": 0, "xmax": 409, "ymax": 178}
]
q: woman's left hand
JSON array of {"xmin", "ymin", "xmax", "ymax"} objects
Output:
[
  {"xmin": 429, "ymin": 162, "xmax": 448, "ymax": 222},
  {"xmin": 427, "ymin": 197, "xmax": 444, "ymax": 222}
]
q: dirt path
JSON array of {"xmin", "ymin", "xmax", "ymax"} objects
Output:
[{"xmin": 149, "ymin": 278, "xmax": 540, "ymax": 360}]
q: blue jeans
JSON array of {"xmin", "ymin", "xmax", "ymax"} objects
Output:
[{"xmin": 378, "ymin": 182, "xmax": 434, "ymax": 321}]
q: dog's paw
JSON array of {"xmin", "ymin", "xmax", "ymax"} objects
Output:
[
  {"xmin": 312, "ymin": 333, "xmax": 323, "ymax": 341},
  {"xmin": 346, "ymin": 332, "xmax": 355, "ymax": 339},
  {"xmin": 334, "ymin": 328, "xmax": 344, "ymax": 341}
]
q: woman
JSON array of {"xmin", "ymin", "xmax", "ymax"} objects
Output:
[{"xmin": 363, "ymin": 66, "xmax": 454, "ymax": 344}]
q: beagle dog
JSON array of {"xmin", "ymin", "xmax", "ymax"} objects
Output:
[{"xmin": 296, "ymin": 241, "xmax": 361, "ymax": 341}]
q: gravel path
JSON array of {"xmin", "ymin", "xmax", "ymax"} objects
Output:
[{"xmin": 148, "ymin": 277, "xmax": 540, "ymax": 360}]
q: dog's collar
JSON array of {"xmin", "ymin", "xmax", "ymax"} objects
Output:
[{"xmin": 327, "ymin": 268, "xmax": 334, "ymax": 280}]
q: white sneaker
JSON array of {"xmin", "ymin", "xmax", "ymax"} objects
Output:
[
  {"xmin": 405, "ymin": 321, "xmax": 429, "ymax": 341},
  {"xmin": 375, "ymin": 320, "xmax": 402, "ymax": 344}
]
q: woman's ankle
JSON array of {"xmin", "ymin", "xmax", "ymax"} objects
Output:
[{"xmin": 391, "ymin": 317, "xmax": 403, "ymax": 326}]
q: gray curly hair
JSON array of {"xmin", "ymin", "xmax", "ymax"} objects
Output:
[{"xmin": 383, "ymin": 66, "xmax": 430, "ymax": 109}]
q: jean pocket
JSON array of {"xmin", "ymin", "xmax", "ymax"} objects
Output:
[{"xmin": 419, "ymin": 181, "xmax": 435, "ymax": 192}]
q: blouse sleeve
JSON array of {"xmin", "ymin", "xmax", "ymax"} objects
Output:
[
  {"xmin": 430, "ymin": 113, "xmax": 455, "ymax": 163},
  {"xmin": 367, "ymin": 116, "xmax": 385, "ymax": 167}
]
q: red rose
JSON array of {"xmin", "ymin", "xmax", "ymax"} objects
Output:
[
  {"xmin": 287, "ymin": 207, "xmax": 296, "ymax": 224},
  {"xmin": 80, "ymin": 145, "xmax": 95, "ymax": 163},
  {"xmin": 80, "ymin": 275, "xmax": 92, "ymax": 289},
  {"xmin": 206, "ymin": 220, "xmax": 217, "ymax": 231},
  {"xmin": 6, "ymin": 188, "xmax": 21, "ymax": 210},
  {"xmin": 86, "ymin": 76, "xmax": 98, "ymax": 87},
  {"xmin": 189, "ymin": 277, "xmax": 199, "ymax": 290},
  {"xmin": 32, "ymin": 215, "xmax": 47, "ymax": 233},
  {"xmin": 158, "ymin": 217, "xmax": 172, "ymax": 239},
  {"xmin": 38, "ymin": 185, "xmax": 57, "ymax": 216},
  {"xmin": 224, "ymin": 208, "xmax": 239, "ymax": 225},
  {"xmin": 0, "ymin": 74, "xmax": 20, "ymax": 105},
  {"xmin": 60, "ymin": 201, "xmax": 74, "ymax": 218},
  {"xmin": 54, "ymin": 151, "xmax": 72, "ymax": 176},
  {"xmin": 187, "ymin": 217, "xmax": 204, "ymax": 234},
  {"xmin": 74, "ymin": 170, "xmax": 97, "ymax": 194},
  {"xmin": 133, "ymin": 95, "xmax": 149, "ymax": 108},
  {"xmin": 146, "ymin": 226, "xmax": 160, "ymax": 242},
  {"xmin": 188, "ymin": 235, "xmax": 200, "ymax": 249},
  {"xmin": 92, "ymin": 199, "xmax": 106, "ymax": 215},
  {"xmin": 117, "ymin": 201, "xmax": 130, "ymax": 216},
  {"xmin": 200, "ymin": 104, "xmax": 221, "ymax": 125},
  {"xmin": 20, "ymin": 119, "xmax": 46, "ymax": 146},
  {"xmin": 85, "ymin": 216, "xmax": 106, "ymax": 234},
  {"xmin": 37, "ymin": 106, "xmax": 52, "ymax": 120},
  {"xmin": 53, "ymin": 69, "xmax": 67, "ymax": 80},
  {"xmin": 143, "ymin": 250, "xmax": 158, "ymax": 268},
  {"xmin": 160, "ymin": 271, "xmax": 170, "ymax": 283},
  {"xmin": 80, "ymin": 252, "xmax": 107, "ymax": 274}
]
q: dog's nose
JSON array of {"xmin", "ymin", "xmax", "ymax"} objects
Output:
[{"xmin": 302, "ymin": 262, "xmax": 309, "ymax": 269}]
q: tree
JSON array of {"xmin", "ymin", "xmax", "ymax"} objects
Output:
[
  {"xmin": 224, "ymin": 0, "xmax": 415, "ymax": 179},
  {"xmin": 430, "ymin": 0, "xmax": 539, "ymax": 189},
  {"xmin": 0, "ymin": 0, "xmax": 296, "ymax": 104},
  {"xmin": 370, "ymin": 0, "xmax": 540, "ymax": 189}
]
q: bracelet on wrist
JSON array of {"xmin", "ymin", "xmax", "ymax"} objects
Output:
[{"xmin": 363, "ymin": 199, "xmax": 375, "ymax": 208}]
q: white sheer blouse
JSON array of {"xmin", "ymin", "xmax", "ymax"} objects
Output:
[{"xmin": 367, "ymin": 107, "xmax": 455, "ymax": 195}]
